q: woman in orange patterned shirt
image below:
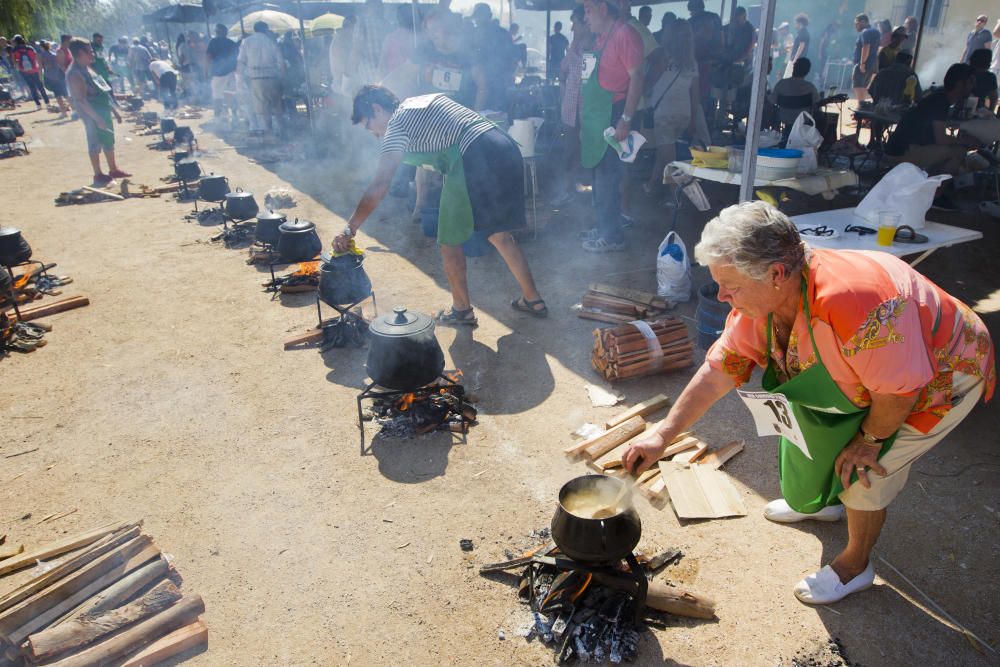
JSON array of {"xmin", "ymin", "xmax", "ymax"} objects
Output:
[{"xmin": 623, "ymin": 201, "xmax": 994, "ymax": 604}]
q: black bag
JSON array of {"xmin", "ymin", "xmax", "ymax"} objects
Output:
[{"xmin": 642, "ymin": 68, "xmax": 683, "ymax": 130}]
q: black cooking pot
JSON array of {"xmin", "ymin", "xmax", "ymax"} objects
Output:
[
  {"xmin": 171, "ymin": 150, "xmax": 189, "ymax": 163},
  {"xmin": 276, "ymin": 218, "xmax": 322, "ymax": 263},
  {"xmin": 126, "ymin": 97, "xmax": 143, "ymax": 111},
  {"xmin": 0, "ymin": 127, "xmax": 16, "ymax": 145},
  {"xmin": 0, "ymin": 265, "xmax": 12, "ymax": 298},
  {"xmin": 198, "ymin": 174, "xmax": 229, "ymax": 202},
  {"xmin": 551, "ymin": 475, "xmax": 642, "ymax": 564},
  {"xmin": 366, "ymin": 307, "xmax": 445, "ymax": 390},
  {"xmin": 174, "ymin": 159, "xmax": 201, "ymax": 182},
  {"xmin": 160, "ymin": 117, "xmax": 176, "ymax": 135},
  {"xmin": 141, "ymin": 111, "xmax": 159, "ymax": 126},
  {"xmin": 319, "ymin": 252, "xmax": 372, "ymax": 307},
  {"xmin": 0, "ymin": 227, "xmax": 32, "ymax": 267},
  {"xmin": 0, "ymin": 118, "xmax": 24, "ymax": 136},
  {"xmin": 174, "ymin": 126, "xmax": 194, "ymax": 145},
  {"xmin": 254, "ymin": 209, "xmax": 286, "ymax": 246},
  {"xmin": 224, "ymin": 188, "xmax": 259, "ymax": 221}
]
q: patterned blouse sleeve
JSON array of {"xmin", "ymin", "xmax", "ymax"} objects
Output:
[{"xmin": 706, "ymin": 309, "xmax": 766, "ymax": 387}]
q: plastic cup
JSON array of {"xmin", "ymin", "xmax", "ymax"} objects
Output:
[{"xmin": 876, "ymin": 211, "xmax": 901, "ymax": 246}]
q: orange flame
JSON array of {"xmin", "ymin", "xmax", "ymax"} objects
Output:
[
  {"xmin": 444, "ymin": 369, "xmax": 463, "ymax": 383},
  {"xmin": 292, "ymin": 261, "xmax": 321, "ymax": 277},
  {"xmin": 397, "ymin": 393, "xmax": 415, "ymax": 411}
]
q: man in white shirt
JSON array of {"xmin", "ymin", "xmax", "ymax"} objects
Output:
[
  {"xmin": 237, "ymin": 21, "xmax": 285, "ymax": 134},
  {"xmin": 148, "ymin": 58, "xmax": 178, "ymax": 110}
]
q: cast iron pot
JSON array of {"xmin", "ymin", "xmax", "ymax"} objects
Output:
[
  {"xmin": 198, "ymin": 174, "xmax": 229, "ymax": 202},
  {"xmin": 224, "ymin": 188, "xmax": 259, "ymax": 221},
  {"xmin": 141, "ymin": 111, "xmax": 159, "ymax": 126},
  {"xmin": 254, "ymin": 209, "xmax": 286, "ymax": 246},
  {"xmin": 0, "ymin": 127, "xmax": 16, "ymax": 145},
  {"xmin": 366, "ymin": 307, "xmax": 445, "ymax": 390},
  {"xmin": 319, "ymin": 252, "xmax": 372, "ymax": 307},
  {"xmin": 0, "ymin": 265, "xmax": 12, "ymax": 296},
  {"xmin": 160, "ymin": 117, "xmax": 176, "ymax": 135},
  {"xmin": 0, "ymin": 118, "xmax": 24, "ymax": 136},
  {"xmin": 276, "ymin": 218, "xmax": 322, "ymax": 263},
  {"xmin": 126, "ymin": 97, "xmax": 143, "ymax": 111},
  {"xmin": 0, "ymin": 227, "xmax": 32, "ymax": 266},
  {"xmin": 174, "ymin": 126, "xmax": 195, "ymax": 145},
  {"xmin": 551, "ymin": 475, "xmax": 642, "ymax": 564},
  {"xmin": 174, "ymin": 159, "xmax": 201, "ymax": 182},
  {"xmin": 171, "ymin": 150, "xmax": 189, "ymax": 163}
]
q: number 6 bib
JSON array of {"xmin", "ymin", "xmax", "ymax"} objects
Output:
[{"xmin": 736, "ymin": 389, "xmax": 812, "ymax": 460}]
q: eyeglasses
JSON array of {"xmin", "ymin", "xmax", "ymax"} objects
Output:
[
  {"xmin": 798, "ymin": 225, "xmax": 835, "ymax": 237},
  {"xmin": 845, "ymin": 224, "xmax": 876, "ymax": 236}
]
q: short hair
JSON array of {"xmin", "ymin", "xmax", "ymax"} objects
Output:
[
  {"xmin": 554, "ymin": 21, "xmax": 563, "ymax": 30},
  {"xmin": 970, "ymin": 48, "xmax": 992, "ymax": 69},
  {"xmin": 855, "ymin": 14, "xmax": 869, "ymax": 24},
  {"xmin": 351, "ymin": 84, "xmax": 400, "ymax": 124},
  {"xmin": 68, "ymin": 37, "xmax": 92, "ymax": 58},
  {"xmin": 943, "ymin": 63, "xmax": 974, "ymax": 90},
  {"xmin": 92, "ymin": 32, "xmax": 102, "ymax": 40},
  {"xmin": 895, "ymin": 51, "xmax": 913, "ymax": 66},
  {"xmin": 734, "ymin": 6, "xmax": 746, "ymax": 17},
  {"xmin": 694, "ymin": 202, "xmax": 806, "ymax": 280},
  {"xmin": 687, "ymin": 0, "xmax": 704, "ymax": 11},
  {"xmin": 472, "ymin": 2, "xmax": 491, "ymax": 19},
  {"xmin": 792, "ymin": 57, "xmax": 811, "ymax": 77},
  {"xmin": 571, "ymin": 5, "xmax": 585, "ymax": 21},
  {"xmin": 639, "ymin": 5, "xmax": 652, "ymax": 17},
  {"xmin": 794, "ymin": 13, "xmax": 808, "ymax": 27},
  {"xmin": 253, "ymin": 21, "xmax": 268, "ymax": 33},
  {"xmin": 60, "ymin": 34, "xmax": 72, "ymax": 43},
  {"xmin": 13, "ymin": 35, "xmax": 25, "ymax": 45},
  {"xmin": 215, "ymin": 23, "xmax": 228, "ymax": 35}
]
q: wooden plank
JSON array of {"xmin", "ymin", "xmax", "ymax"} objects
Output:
[
  {"xmin": 672, "ymin": 440, "xmax": 708, "ymax": 465},
  {"xmin": 660, "ymin": 461, "xmax": 747, "ymax": 519},
  {"xmin": 2, "ymin": 296, "xmax": 90, "ymax": 324},
  {"xmin": 637, "ymin": 470, "xmax": 663, "ymax": 500},
  {"xmin": 283, "ymin": 328, "xmax": 323, "ymax": 350},
  {"xmin": 578, "ymin": 309, "xmax": 633, "ymax": 324},
  {"xmin": 698, "ymin": 440, "xmax": 744, "ymax": 470},
  {"xmin": 645, "ymin": 581, "xmax": 716, "ymax": 619},
  {"xmin": 0, "ymin": 544, "xmax": 23, "ymax": 561},
  {"xmin": 56, "ymin": 557, "xmax": 169, "ymax": 625},
  {"xmin": 580, "ymin": 417, "xmax": 646, "ymax": 461},
  {"xmin": 603, "ymin": 394, "xmax": 672, "ymax": 429},
  {"xmin": 563, "ymin": 416, "xmax": 642, "ymax": 458},
  {"xmin": 0, "ymin": 520, "xmax": 133, "ymax": 578},
  {"xmin": 119, "ymin": 620, "xmax": 208, "ymax": 667},
  {"xmin": 589, "ymin": 282, "xmax": 669, "ymax": 310},
  {"xmin": 661, "ymin": 434, "xmax": 698, "ymax": 458},
  {"xmin": 587, "ymin": 424, "xmax": 652, "ymax": 473}
]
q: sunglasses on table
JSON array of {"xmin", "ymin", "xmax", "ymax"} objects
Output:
[
  {"xmin": 798, "ymin": 225, "xmax": 835, "ymax": 237},
  {"xmin": 845, "ymin": 224, "xmax": 877, "ymax": 236}
]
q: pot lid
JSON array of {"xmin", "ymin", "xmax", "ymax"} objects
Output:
[
  {"xmin": 280, "ymin": 218, "xmax": 315, "ymax": 233},
  {"xmin": 200, "ymin": 173, "xmax": 226, "ymax": 182},
  {"xmin": 257, "ymin": 209, "xmax": 286, "ymax": 222},
  {"xmin": 225, "ymin": 189, "xmax": 255, "ymax": 199},
  {"xmin": 176, "ymin": 158, "xmax": 199, "ymax": 167},
  {"xmin": 0, "ymin": 226, "xmax": 22, "ymax": 238},
  {"xmin": 370, "ymin": 306, "xmax": 434, "ymax": 337}
]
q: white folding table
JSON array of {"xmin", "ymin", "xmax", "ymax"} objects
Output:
[{"xmin": 790, "ymin": 208, "xmax": 983, "ymax": 267}]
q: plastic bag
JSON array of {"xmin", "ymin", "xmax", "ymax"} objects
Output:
[
  {"xmin": 656, "ymin": 231, "xmax": 691, "ymax": 303},
  {"xmin": 855, "ymin": 163, "xmax": 951, "ymax": 230},
  {"xmin": 786, "ymin": 112, "xmax": 823, "ymax": 174},
  {"xmin": 667, "ymin": 164, "xmax": 710, "ymax": 211}
]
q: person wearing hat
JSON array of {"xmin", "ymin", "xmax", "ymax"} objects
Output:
[
  {"xmin": 962, "ymin": 15, "xmax": 991, "ymax": 65},
  {"xmin": 577, "ymin": 0, "xmax": 644, "ymax": 253},
  {"xmin": 11, "ymin": 35, "xmax": 49, "ymax": 109}
]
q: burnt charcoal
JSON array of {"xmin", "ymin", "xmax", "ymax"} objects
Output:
[{"xmin": 459, "ymin": 539, "xmax": 474, "ymax": 551}]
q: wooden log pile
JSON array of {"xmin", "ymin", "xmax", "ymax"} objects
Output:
[
  {"xmin": 0, "ymin": 520, "xmax": 207, "ymax": 666},
  {"xmin": 592, "ymin": 318, "xmax": 694, "ymax": 381},
  {"xmin": 576, "ymin": 283, "xmax": 669, "ymax": 324}
]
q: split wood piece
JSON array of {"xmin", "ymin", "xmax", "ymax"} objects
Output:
[
  {"xmin": 279, "ymin": 283, "xmax": 317, "ymax": 294},
  {"xmin": 659, "ymin": 461, "xmax": 747, "ymax": 520},
  {"xmin": 604, "ymin": 394, "xmax": 672, "ymax": 429},
  {"xmin": 594, "ymin": 431, "xmax": 696, "ymax": 472},
  {"xmin": 79, "ymin": 186, "xmax": 125, "ymax": 201},
  {"xmin": 0, "ymin": 535, "xmax": 157, "ymax": 645},
  {"xmin": 588, "ymin": 283, "xmax": 669, "ymax": 310},
  {"xmin": 643, "ymin": 475, "xmax": 668, "ymax": 501},
  {"xmin": 637, "ymin": 470, "xmax": 663, "ymax": 500},
  {"xmin": 578, "ymin": 309, "xmax": 633, "ymax": 324},
  {"xmin": 0, "ymin": 520, "xmax": 134, "ymax": 579},
  {"xmin": 672, "ymin": 440, "xmax": 708, "ymax": 465},
  {"xmin": 582, "ymin": 292, "xmax": 647, "ymax": 313},
  {"xmin": 45, "ymin": 594, "xmax": 204, "ymax": 667},
  {"xmin": 610, "ymin": 346, "xmax": 694, "ymax": 369},
  {"xmin": 609, "ymin": 357, "xmax": 693, "ymax": 380},
  {"xmin": 119, "ymin": 620, "xmax": 208, "ymax": 667},
  {"xmin": 697, "ymin": 441, "xmax": 744, "ymax": 470},
  {"xmin": 562, "ymin": 416, "xmax": 645, "ymax": 460},
  {"xmin": 0, "ymin": 544, "xmax": 23, "ymax": 561},
  {"xmin": 2, "ymin": 296, "xmax": 90, "ymax": 324},
  {"xmin": 611, "ymin": 335, "xmax": 692, "ymax": 358},
  {"xmin": 57, "ymin": 557, "xmax": 169, "ymax": 625},
  {"xmin": 283, "ymin": 328, "xmax": 323, "ymax": 350},
  {"xmin": 25, "ymin": 581, "xmax": 182, "ymax": 662},
  {"xmin": 645, "ymin": 580, "xmax": 716, "ymax": 619},
  {"xmin": 585, "ymin": 425, "xmax": 651, "ymax": 474}
]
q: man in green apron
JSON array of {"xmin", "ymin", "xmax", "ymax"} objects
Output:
[{"xmin": 579, "ymin": 0, "xmax": 644, "ymax": 253}]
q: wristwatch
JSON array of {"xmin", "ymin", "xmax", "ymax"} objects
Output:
[
  {"xmin": 621, "ymin": 113, "xmax": 632, "ymax": 123},
  {"xmin": 343, "ymin": 225, "xmax": 356, "ymax": 237},
  {"xmin": 859, "ymin": 428, "xmax": 887, "ymax": 446}
]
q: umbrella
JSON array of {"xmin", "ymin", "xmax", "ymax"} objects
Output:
[
  {"xmin": 229, "ymin": 9, "xmax": 301, "ymax": 38},
  {"xmin": 148, "ymin": 3, "xmax": 209, "ymax": 23},
  {"xmin": 306, "ymin": 12, "xmax": 345, "ymax": 36}
]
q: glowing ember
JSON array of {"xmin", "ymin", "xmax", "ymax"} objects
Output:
[{"xmin": 291, "ymin": 261, "xmax": 321, "ymax": 277}]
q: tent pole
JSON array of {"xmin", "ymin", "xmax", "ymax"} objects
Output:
[
  {"xmin": 545, "ymin": 8, "xmax": 551, "ymax": 80},
  {"xmin": 239, "ymin": 3, "xmax": 247, "ymax": 37},
  {"xmin": 166, "ymin": 22, "xmax": 172, "ymax": 60},
  {"xmin": 738, "ymin": 0, "xmax": 774, "ymax": 202},
  {"xmin": 912, "ymin": 0, "xmax": 930, "ymax": 68},
  {"xmin": 297, "ymin": 0, "xmax": 315, "ymax": 133}
]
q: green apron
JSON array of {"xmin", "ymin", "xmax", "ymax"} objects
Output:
[
  {"xmin": 579, "ymin": 29, "xmax": 616, "ymax": 169},
  {"xmin": 81, "ymin": 66, "xmax": 116, "ymax": 150},
  {"xmin": 402, "ymin": 137, "xmax": 475, "ymax": 247},
  {"xmin": 763, "ymin": 277, "xmax": 897, "ymax": 513}
]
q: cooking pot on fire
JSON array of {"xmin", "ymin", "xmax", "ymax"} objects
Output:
[
  {"xmin": 551, "ymin": 475, "xmax": 641, "ymax": 564},
  {"xmin": 171, "ymin": 150, "xmax": 189, "ymax": 163},
  {"xmin": 174, "ymin": 126, "xmax": 195, "ymax": 146},
  {"xmin": 198, "ymin": 174, "xmax": 230, "ymax": 203},
  {"xmin": 254, "ymin": 209, "xmax": 286, "ymax": 246},
  {"xmin": 0, "ymin": 128, "xmax": 16, "ymax": 145},
  {"xmin": 160, "ymin": 117, "xmax": 177, "ymax": 135},
  {"xmin": 0, "ymin": 227, "xmax": 32, "ymax": 267},
  {"xmin": 276, "ymin": 218, "xmax": 322, "ymax": 263},
  {"xmin": 319, "ymin": 251, "xmax": 372, "ymax": 307},
  {"xmin": 224, "ymin": 188, "xmax": 259, "ymax": 222},
  {"xmin": 174, "ymin": 159, "xmax": 201, "ymax": 183},
  {"xmin": 141, "ymin": 111, "xmax": 159, "ymax": 126},
  {"xmin": 126, "ymin": 97, "xmax": 143, "ymax": 111},
  {"xmin": 366, "ymin": 306, "xmax": 445, "ymax": 390}
]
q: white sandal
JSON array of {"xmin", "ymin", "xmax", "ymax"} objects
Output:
[
  {"xmin": 764, "ymin": 499, "xmax": 845, "ymax": 524},
  {"xmin": 794, "ymin": 563, "xmax": 875, "ymax": 604}
]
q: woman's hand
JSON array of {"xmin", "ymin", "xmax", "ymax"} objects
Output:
[
  {"xmin": 332, "ymin": 233, "xmax": 354, "ymax": 253},
  {"xmin": 622, "ymin": 431, "xmax": 667, "ymax": 475},
  {"xmin": 614, "ymin": 117, "xmax": 629, "ymax": 142},
  {"xmin": 834, "ymin": 436, "xmax": 888, "ymax": 490}
]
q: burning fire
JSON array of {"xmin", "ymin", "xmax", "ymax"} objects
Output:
[
  {"xmin": 397, "ymin": 393, "xmax": 416, "ymax": 411},
  {"xmin": 291, "ymin": 261, "xmax": 321, "ymax": 277}
]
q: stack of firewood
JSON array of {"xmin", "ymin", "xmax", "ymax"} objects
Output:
[
  {"xmin": 0, "ymin": 520, "xmax": 207, "ymax": 666},
  {"xmin": 592, "ymin": 318, "xmax": 694, "ymax": 380},
  {"xmin": 576, "ymin": 283, "xmax": 669, "ymax": 324}
]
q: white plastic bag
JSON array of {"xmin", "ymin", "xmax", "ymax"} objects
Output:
[
  {"xmin": 786, "ymin": 112, "xmax": 823, "ymax": 174},
  {"xmin": 656, "ymin": 231, "xmax": 692, "ymax": 303},
  {"xmin": 855, "ymin": 163, "xmax": 951, "ymax": 230}
]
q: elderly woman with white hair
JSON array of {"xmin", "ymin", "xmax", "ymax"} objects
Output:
[{"xmin": 624, "ymin": 201, "xmax": 995, "ymax": 604}]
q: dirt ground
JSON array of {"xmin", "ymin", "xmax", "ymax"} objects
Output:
[{"xmin": 1, "ymin": 103, "xmax": 998, "ymax": 667}]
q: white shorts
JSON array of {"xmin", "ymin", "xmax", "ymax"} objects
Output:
[{"xmin": 211, "ymin": 72, "xmax": 235, "ymax": 100}]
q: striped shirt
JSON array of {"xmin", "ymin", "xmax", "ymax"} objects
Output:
[{"xmin": 380, "ymin": 94, "xmax": 494, "ymax": 156}]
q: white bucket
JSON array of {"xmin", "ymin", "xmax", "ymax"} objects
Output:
[{"xmin": 509, "ymin": 117, "xmax": 542, "ymax": 157}]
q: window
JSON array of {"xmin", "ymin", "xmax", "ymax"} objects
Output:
[{"xmin": 891, "ymin": 0, "xmax": 950, "ymax": 32}]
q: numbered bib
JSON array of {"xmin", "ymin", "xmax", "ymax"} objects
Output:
[
  {"xmin": 431, "ymin": 67, "xmax": 463, "ymax": 92},
  {"xmin": 736, "ymin": 389, "xmax": 812, "ymax": 460},
  {"xmin": 582, "ymin": 53, "xmax": 597, "ymax": 83}
]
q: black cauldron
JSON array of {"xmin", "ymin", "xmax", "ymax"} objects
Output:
[
  {"xmin": 174, "ymin": 159, "xmax": 201, "ymax": 182},
  {"xmin": 254, "ymin": 210, "xmax": 286, "ymax": 246},
  {"xmin": 160, "ymin": 117, "xmax": 176, "ymax": 135},
  {"xmin": 198, "ymin": 174, "xmax": 229, "ymax": 202},
  {"xmin": 224, "ymin": 188, "xmax": 259, "ymax": 222},
  {"xmin": 319, "ymin": 252, "xmax": 372, "ymax": 307},
  {"xmin": 141, "ymin": 111, "xmax": 159, "ymax": 126},
  {"xmin": 174, "ymin": 126, "xmax": 194, "ymax": 145},
  {"xmin": 0, "ymin": 265, "xmax": 12, "ymax": 297},
  {"xmin": 366, "ymin": 307, "xmax": 445, "ymax": 390},
  {"xmin": 171, "ymin": 150, "xmax": 189, "ymax": 163},
  {"xmin": 550, "ymin": 475, "xmax": 642, "ymax": 564},
  {"xmin": 276, "ymin": 219, "xmax": 322, "ymax": 263},
  {"xmin": 0, "ymin": 227, "xmax": 32, "ymax": 267},
  {"xmin": 126, "ymin": 97, "xmax": 143, "ymax": 111},
  {"xmin": 0, "ymin": 127, "xmax": 16, "ymax": 145},
  {"xmin": 0, "ymin": 118, "xmax": 24, "ymax": 136}
]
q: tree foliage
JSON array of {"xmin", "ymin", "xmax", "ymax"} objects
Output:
[{"xmin": 0, "ymin": 0, "xmax": 168, "ymax": 41}]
